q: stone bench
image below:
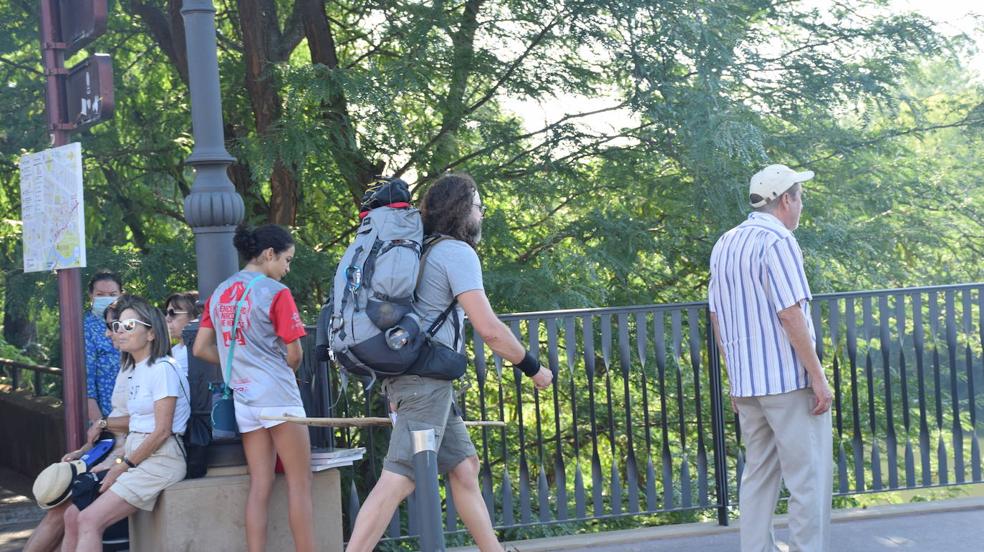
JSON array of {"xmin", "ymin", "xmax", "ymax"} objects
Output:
[{"xmin": 129, "ymin": 464, "xmax": 343, "ymax": 552}]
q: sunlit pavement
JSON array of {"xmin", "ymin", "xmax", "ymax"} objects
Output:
[{"xmin": 451, "ymin": 497, "xmax": 984, "ymax": 552}]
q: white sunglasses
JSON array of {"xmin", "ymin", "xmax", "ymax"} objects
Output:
[{"xmin": 111, "ymin": 318, "xmax": 152, "ymax": 333}]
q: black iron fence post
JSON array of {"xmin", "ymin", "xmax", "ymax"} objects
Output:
[{"xmin": 706, "ymin": 308, "xmax": 730, "ymax": 526}]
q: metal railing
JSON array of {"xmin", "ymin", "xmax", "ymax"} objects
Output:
[
  {"xmin": 3, "ymin": 282, "xmax": 981, "ymax": 545},
  {"xmin": 0, "ymin": 357, "xmax": 61, "ymax": 397},
  {"xmin": 308, "ymin": 282, "xmax": 984, "ymax": 546}
]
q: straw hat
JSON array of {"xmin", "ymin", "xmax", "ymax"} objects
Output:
[{"xmin": 32, "ymin": 460, "xmax": 86, "ymax": 510}]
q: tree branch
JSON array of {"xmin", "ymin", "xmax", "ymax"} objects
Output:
[
  {"xmin": 417, "ymin": 100, "xmax": 638, "ymax": 180},
  {"xmin": 396, "ymin": 9, "xmax": 567, "ymax": 178},
  {"xmin": 123, "ymin": 0, "xmax": 189, "ymax": 85},
  {"xmin": 300, "ymin": 0, "xmax": 383, "ymax": 204},
  {"xmin": 804, "ymin": 115, "xmax": 984, "ymax": 165},
  {"xmin": 463, "ymin": 14, "xmax": 563, "ymax": 117},
  {"xmin": 278, "ymin": 1, "xmax": 307, "ymax": 60},
  {"xmin": 0, "ymin": 54, "xmax": 41, "ymax": 75}
]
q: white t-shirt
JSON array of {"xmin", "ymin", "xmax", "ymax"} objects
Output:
[
  {"xmin": 108, "ymin": 366, "xmax": 129, "ymax": 418},
  {"xmin": 126, "ymin": 356, "xmax": 191, "ymax": 434},
  {"xmin": 171, "ymin": 343, "xmax": 189, "ymax": 376}
]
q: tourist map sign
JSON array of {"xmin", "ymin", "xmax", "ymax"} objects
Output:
[{"xmin": 19, "ymin": 142, "xmax": 87, "ymax": 272}]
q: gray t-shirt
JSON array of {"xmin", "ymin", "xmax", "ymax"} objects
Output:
[
  {"xmin": 203, "ymin": 270, "xmax": 307, "ymax": 407},
  {"xmin": 415, "ymin": 239, "xmax": 484, "ymax": 350}
]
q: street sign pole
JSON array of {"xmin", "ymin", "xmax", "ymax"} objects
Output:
[{"xmin": 40, "ymin": 0, "xmax": 86, "ymax": 452}]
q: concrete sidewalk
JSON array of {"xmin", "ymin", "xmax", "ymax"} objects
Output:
[
  {"xmin": 451, "ymin": 496, "xmax": 984, "ymax": 552},
  {"xmin": 0, "ymin": 465, "xmax": 43, "ymax": 552},
  {"xmin": 4, "ymin": 459, "xmax": 983, "ymax": 552}
]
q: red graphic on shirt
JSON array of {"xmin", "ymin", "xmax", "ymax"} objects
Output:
[{"xmin": 218, "ymin": 281, "xmax": 253, "ymax": 347}]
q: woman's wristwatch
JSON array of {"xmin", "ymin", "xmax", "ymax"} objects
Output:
[
  {"xmin": 97, "ymin": 418, "xmax": 108, "ymax": 429},
  {"xmin": 115, "ymin": 456, "xmax": 137, "ymax": 469}
]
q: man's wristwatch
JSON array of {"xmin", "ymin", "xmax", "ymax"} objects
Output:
[
  {"xmin": 115, "ymin": 456, "xmax": 137, "ymax": 469},
  {"xmin": 97, "ymin": 418, "xmax": 108, "ymax": 429}
]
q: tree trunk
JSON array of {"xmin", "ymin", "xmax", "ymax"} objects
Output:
[
  {"xmin": 429, "ymin": 0, "xmax": 484, "ymax": 174},
  {"xmin": 269, "ymin": 162, "xmax": 298, "ymax": 225},
  {"xmin": 237, "ymin": 0, "xmax": 300, "ymax": 225},
  {"xmin": 299, "ymin": 0, "xmax": 383, "ymax": 206}
]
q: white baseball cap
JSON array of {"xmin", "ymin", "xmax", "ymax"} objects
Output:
[{"xmin": 749, "ymin": 164, "xmax": 814, "ymax": 208}]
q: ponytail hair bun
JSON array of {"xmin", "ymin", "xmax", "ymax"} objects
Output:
[
  {"xmin": 233, "ymin": 223, "xmax": 294, "ymax": 261},
  {"xmin": 233, "ymin": 224, "xmax": 260, "ymax": 259}
]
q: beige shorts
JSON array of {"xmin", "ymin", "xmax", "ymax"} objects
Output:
[
  {"xmin": 110, "ymin": 432, "xmax": 186, "ymax": 511},
  {"xmin": 235, "ymin": 403, "xmax": 307, "ymax": 433},
  {"xmin": 381, "ymin": 375, "xmax": 476, "ymax": 481}
]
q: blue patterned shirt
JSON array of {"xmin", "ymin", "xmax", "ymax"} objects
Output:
[{"xmin": 84, "ymin": 311, "xmax": 119, "ymax": 416}]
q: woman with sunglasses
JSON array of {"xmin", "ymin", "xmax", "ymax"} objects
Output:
[
  {"xmin": 61, "ymin": 296, "xmax": 190, "ymax": 552},
  {"xmin": 163, "ymin": 291, "xmax": 200, "ymax": 375},
  {"xmin": 24, "ymin": 298, "xmax": 134, "ymax": 552},
  {"xmin": 193, "ymin": 224, "xmax": 313, "ymax": 552}
]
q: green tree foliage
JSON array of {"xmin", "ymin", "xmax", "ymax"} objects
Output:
[{"xmin": 0, "ymin": 0, "xmax": 981, "ymax": 362}]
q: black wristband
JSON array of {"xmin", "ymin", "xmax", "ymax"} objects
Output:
[{"xmin": 514, "ymin": 352, "xmax": 540, "ymax": 377}]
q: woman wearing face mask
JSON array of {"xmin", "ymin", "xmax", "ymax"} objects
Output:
[
  {"xmin": 62, "ymin": 296, "xmax": 190, "ymax": 552},
  {"xmin": 84, "ymin": 270, "xmax": 123, "ymax": 426},
  {"xmin": 193, "ymin": 224, "xmax": 313, "ymax": 552},
  {"xmin": 163, "ymin": 291, "xmax": 200, "ymax": 375}
]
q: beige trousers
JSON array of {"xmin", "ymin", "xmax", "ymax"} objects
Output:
[{"xmin": 735, "ymin": 387, "xmax": 833, "ymax": 552}]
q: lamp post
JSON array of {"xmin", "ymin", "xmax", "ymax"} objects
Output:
[
  {"xmin": 180, "ymin": 0, "xmax": 244, "ymax": 300},
  {"xmin": 178, "ymin": 0, "xmax": 247, "ymax": 468}
]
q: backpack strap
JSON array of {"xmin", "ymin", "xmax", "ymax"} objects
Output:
[
  {"xmin": 415, "ymin": 235, "xmax": 453, "ymax": 292},
  {"xmin": 161, "ymin": 357, "xmax": 189, "ymax": 405},
  {"xmin": 417, "ymin": 235, "xmax": 463, "ymax": 351},
  {"xmin": 223, "ymin": 274, "xmax": 267, "ymax": 399},
  {"xmin": 160, "ymin": 357, "xmax": 190, "ymax": 458},
  {"xmin": 426, "ymin": 300, "xmax": 459, "ymax": 340}
]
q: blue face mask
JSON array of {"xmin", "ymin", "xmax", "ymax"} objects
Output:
[{"xmin": 91, "ymin": 296, "xmax": 117, "ymax": 318}]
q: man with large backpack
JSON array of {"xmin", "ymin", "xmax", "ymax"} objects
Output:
[{"xmin": 345, "ymin": 173, "xmax": 553, "ymax": 552}]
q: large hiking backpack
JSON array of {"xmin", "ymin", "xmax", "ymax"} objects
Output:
[
  {"xmin": 322, "ymin": 178, "xmax": 465, "ymax": 388},
  {"xmin": 326, "ymin": 178, "xmax": 426, "ymax": 385}
]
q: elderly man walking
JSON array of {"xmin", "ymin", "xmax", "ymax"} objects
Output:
[{"xmin": 709, "ymin": 164, "xmax": 834, "ymax": 552}]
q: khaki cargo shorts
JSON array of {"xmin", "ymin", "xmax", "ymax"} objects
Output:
[
  {"xmin": 110, "ymin": 432, "xmax": 186, "ymax": 511},
  {"xmin": 380, "ymin": 375, "xmax": 476, "ymax": 481}
]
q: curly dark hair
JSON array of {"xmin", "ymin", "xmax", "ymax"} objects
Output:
[{"xmin": 420, "ymin": 173, "xmax": 481, "ymax": 248}]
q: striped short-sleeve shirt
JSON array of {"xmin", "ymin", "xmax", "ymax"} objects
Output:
[{"xmin": 708, "ymin": 212, "xmax": 815, "ymax": 397}]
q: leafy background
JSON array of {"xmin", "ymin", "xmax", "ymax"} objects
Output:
[{"xmin": 0, "ymin": 0, "xmax": 980, "ymax": 364}]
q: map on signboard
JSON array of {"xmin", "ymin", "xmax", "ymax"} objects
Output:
[{"xmin": 19, "ymin": 143, "xmax": 87, "ymax": 273}]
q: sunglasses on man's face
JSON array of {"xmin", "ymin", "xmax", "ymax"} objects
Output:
[
  {"xmin": 165, "ymin": 308, "xmax": 189, "ymax": 319},
  {"xmin": 111, "ymin": 318, "xmax": 152, "ymax": 333}
]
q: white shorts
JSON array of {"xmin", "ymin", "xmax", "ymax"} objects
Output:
[{"xmin": 235, "ymin": 403, "xmax": 307, "ymax": 433}]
